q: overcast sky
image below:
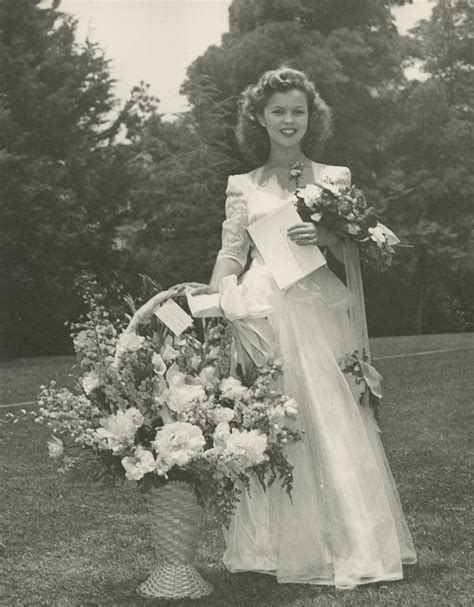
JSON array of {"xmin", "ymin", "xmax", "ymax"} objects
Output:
[{"xmin": 61, "ymin": 0, "xmax": 434, "ymax": 118}]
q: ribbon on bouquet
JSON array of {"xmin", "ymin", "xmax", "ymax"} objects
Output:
[
  {"xmin": 186, "ymin": 274, "xmax": 276, "ymax": 377},
  {"xmin": 357, "ymin": 356, "xmax": 383, "ymax": 400}
]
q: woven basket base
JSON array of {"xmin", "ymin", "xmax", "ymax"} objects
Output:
[{"xmin": 136, "ymin": 563, "xmax": 213, "ymax": 600}]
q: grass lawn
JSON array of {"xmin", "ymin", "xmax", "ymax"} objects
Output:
[{"xmin": 1, "ymin": 333, "xmax": 473, "ymax": 606}]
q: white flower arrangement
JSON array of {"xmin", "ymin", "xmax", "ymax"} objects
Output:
[
  {"xmin": 16, "ymin": 281, "xmax": 302, "ymax": 525},
  {"xmin": 289, "ymin": 161, "xmax": 404, "ymax": 268}
]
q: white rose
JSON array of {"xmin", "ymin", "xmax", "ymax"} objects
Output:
[
  {"xmin": 121, "ymin": 446, "xmax": 156, "ymax": 481},
  {"xmin": 152, "ymin": 422, "xmax": 205, "ymax": 467},
  {"xmin": 220, "ymin": 376, "xmax": 248, "ymax": 401},
  {"xmin": 299, "ymin": 183, "xmax": 323, "ymax": 207},
  {"xmin": 321, "ymin": 182, "xmax": 340, "ymax": 196},
  {"xmin": 213, "ymin": 406, "xmax": 235, "ymax": 424},
  {"xmin": 47, "ymin": 436, "xmax": 64, "ymax": 459},
  {"xmin": 81, "ymin": 370, "xmax": 101, "ymax": 395}
]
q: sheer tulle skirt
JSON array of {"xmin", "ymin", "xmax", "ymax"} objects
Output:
[{"xmin": 223, "ymin": 261, "xmax": 417, "ymax": 587}]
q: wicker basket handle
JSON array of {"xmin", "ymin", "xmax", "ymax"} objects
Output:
[
  {"xmin": 113, "ymin": 285, "xmax": 185, "ymax": 367},
  {"xmin": 123, "ymin": 288, "xmax": 178, "ymax": 334}
]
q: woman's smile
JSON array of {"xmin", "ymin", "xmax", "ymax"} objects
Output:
[{"xmin": 280, "ymin": 127, "xmax": 298, "ymax": 137}]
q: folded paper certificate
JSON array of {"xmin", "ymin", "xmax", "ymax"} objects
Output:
[{"xmin": 247, "ymin": 202, "xmax": 327, "ymax": 289}]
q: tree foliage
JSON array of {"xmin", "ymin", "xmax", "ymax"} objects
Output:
[
  {"xmin": 2, "ymin": 0, "xmax": 472, "ymax": 358},
  {"xmin": 183, "ymin": 0, "xmax": 410, "ymax": 181},
  {"xmin": 376, "ymin": 0, "xmax": 474, "ymax": 334},
  {"xmin": 179, "ymin": 0, "xmax": 473, "ymax": 335},
  {"xmin": 0, "ymin": 0, "xmax": 135, "ymax": 356}
]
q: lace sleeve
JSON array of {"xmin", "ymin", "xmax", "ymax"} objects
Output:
[{"xmin": 216, "ymin": 175, "xmax": 251, "ymax": 271}]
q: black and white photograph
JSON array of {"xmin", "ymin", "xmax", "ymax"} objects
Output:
[{"xmin": 1, "ymin": 1, "xmax": 472, "ymax": 605}]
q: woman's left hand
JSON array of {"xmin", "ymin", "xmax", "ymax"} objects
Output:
[
  {"xmin": 172, "ymin": 282, "xmax": 219, "ymax": 296},
  {"xmin": 287, "ymin": 222, "xmax": 336, "ymax": 247}
]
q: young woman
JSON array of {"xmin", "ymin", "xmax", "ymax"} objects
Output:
[{"xmin": 189, "ymin": 67, "xmax": 417, "ymax": 588}]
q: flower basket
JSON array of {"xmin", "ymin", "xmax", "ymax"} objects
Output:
[
  {"xmin": 13, "ymin": 279, "xmax": 302, "ymax": 600},
  {"xmin": 137, "ymin": 481, "xmax": 212, "ymax": 600}
]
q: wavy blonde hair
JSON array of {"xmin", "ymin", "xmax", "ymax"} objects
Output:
[{"xmin": 236, "ymin": 67, "xmax": 332, "ymax": 166}]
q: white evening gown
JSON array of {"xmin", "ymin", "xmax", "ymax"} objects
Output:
[{"xmin": 216, "ymin": 162, "xmax": 417, "ymax": 587}]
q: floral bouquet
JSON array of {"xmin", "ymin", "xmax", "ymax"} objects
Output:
[
  {"xmin": 22, "ymin": 281, "xmax": 301, "ymax": 526},
  {"xmin": 289, "ymin": 162, "xmax": 401, "ymax": 268}
]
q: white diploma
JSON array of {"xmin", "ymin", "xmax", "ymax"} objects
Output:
[
  {"xmin": 154, "ymin": 299, "xmax": 194, "ymax": 335},
  {"xmin": 247, "ymin": 202, "xmax": 327, "ymax": 289}
]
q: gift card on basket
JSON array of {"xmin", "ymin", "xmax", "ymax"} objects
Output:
[
  {"xmin": 247, "ymin": 202, "xmax": 327, "ymax": 290},
  {"xmin": 154, "ymin": 299, "xmax": 193, "ymax": 336}
]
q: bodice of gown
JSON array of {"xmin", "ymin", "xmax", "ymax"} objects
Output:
[{"xmin": 216, "ymin": 163, "xmax": 352, "ymax": 307}]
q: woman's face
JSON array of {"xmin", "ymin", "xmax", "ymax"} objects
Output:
[{"xmin": 258, "ymin": 88, "xmax": 309, "ymax": 150}]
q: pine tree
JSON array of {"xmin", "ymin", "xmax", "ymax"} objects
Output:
[{"xmin": 0, "ymin": 0, "xmax": 132, "ymax": 356}]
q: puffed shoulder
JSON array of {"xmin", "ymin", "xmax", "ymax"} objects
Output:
[
  {"xmin": 226, "ymin": 172, "xmax": 252, "ymax": 195},
  {"xmin": 322, "ymin": 164, "xmax": 351, "ymax": 187}
]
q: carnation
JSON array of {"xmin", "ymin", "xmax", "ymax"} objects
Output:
[
  {"xmin": 213, "ymin": 426, "xmax": 268, "ymax": 474},
  {"xmin": 166, "ymin": 384, "xmax": 206, "ymax": 412},
  {"xmin": 220, "ymin": 377, "xmax": 249, "ymax": 401},
  {"xmin": 121, "ymin": 446, "xmax": 156, "ymax": 481},
  {"xmin": 95, "ymin": 407, "xmax": 144, "ymax": 454},
  {"xmin": 152, "ymin": 422, "xmax": 205, "ymax": 468},
  {"xmin": 213, "ymin": 406, "xmax": 235, "ymax": 424}
]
